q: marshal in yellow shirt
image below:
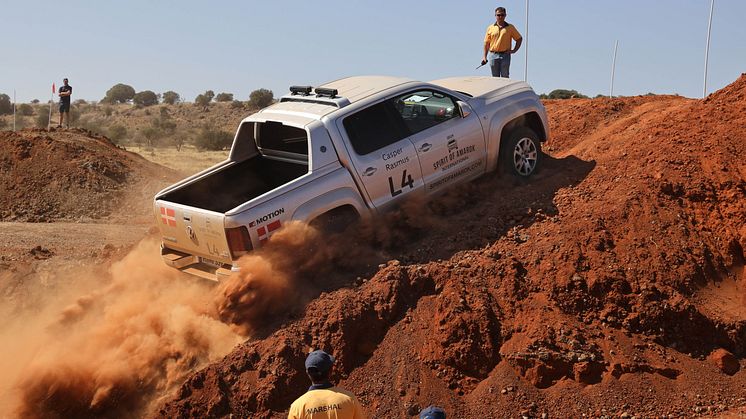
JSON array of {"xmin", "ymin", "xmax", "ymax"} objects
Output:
[
  {"xmin": 484, "ymin": 23, "xmax": 522, "ymax": 53},
  {"xmin": 288, "ymin": 386, "xmax": 366, "ymax": 419}
]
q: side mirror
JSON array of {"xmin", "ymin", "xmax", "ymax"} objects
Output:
[{"xmin": 456, "ymin": 101, "xmax": 471, "ymax": 118}]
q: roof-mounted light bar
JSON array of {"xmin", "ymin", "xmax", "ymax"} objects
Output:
[
  {"xmin": 314, "ymin": 87, "xmax": 338, "ymax": 98},
  {"xmin": 289, "ymin": 85, "xmax": 313, "ymax": 96}
]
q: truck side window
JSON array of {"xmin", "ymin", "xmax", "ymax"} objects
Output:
[
  {"xmin": 392, "ymin": 90, "xmax": 458, "ymax": 135},
  {"xmin": 344, "ymin": 101, "xmax": 409, "ymax": 155}
]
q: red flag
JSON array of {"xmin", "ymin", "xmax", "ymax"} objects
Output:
[{"xmin": 52, "ymin": 83, "xmax": 56, "ymax": 94}]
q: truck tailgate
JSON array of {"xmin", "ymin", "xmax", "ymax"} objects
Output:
[{"xmin": 155, "ymin": 201, "xmax": 232, "ymax": 278}]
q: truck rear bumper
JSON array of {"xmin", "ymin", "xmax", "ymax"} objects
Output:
[{"xmin": 161, "ymin": 246, "xmax": 235, "ymax": 282}]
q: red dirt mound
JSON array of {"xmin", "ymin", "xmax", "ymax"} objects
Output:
[
  {"xmin": 125, "ymin": 76, "xmax": 739, "ymax": 417},
  {"xmin": 0, "ymin": 128, "xmax": 178, "ymax": 222}
]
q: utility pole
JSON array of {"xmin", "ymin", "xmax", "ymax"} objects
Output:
[
  {"xmin": 703, "ymin": 0, "xmax": 715, "ymax": 98},
  {"xmin": 610, "ymin": 40, "xmax": 619, "ymax": 97}
]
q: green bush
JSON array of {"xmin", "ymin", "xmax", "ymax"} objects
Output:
[
  {"xmin": 194, "ymin": 126, "xmax": 233, "ymax": 151},
  {"xmin": 142, "ymin": 125, "xmax": 163, "ymax": 148},
  {"xmin": 230, "ymin": 100, "xmax": 244, "ymax": 109},
  {"xmin": 134, "ymin": 90, "xmax": 158, "ymax": 107},
  {"xmin": 77, "ymin": 115, "xmax": 107, "ymax": 135},
  {"xmin": 103, "ymin": 106, "xmax": 114, "ymax": 117},
  {"xmin": 108, "ymin": 124, "xmax": 127, "ymax": 142},
  {"xmin": 36, "ymin": 111, "xmax": 50, "ymax": 128},
  {"xmin": 215, "ymin": 92, "xmax": 233, "ymax": 102},
  {"xmin": 0, "ymin": 94, "xmax": 11, "ymax": 115},
  {"xmin": 102, "ymin": 83, "xmax": 136, "ymax": 104},
  {"xmin": 249, "ymin": 88, "xmax": 274, "ymax": 109},
  {"xmin": 542, "ymin": 89, "xmax": 588, "ymax": 99},
  {"xmin": 31, "ymin": 99, "xmax": 40, "ymax": 104},
  {"xmin": 18, "ymin": 104, "xmax": 34, "ymax": 116},
  {"xmin": 0, "ymin": 118, "xmax": 7, "ymax": 129},
  {"xmin": 162, "ymin": 91, "xmax": 180, "ymax": 105}
]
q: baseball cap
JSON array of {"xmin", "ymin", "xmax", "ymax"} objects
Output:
[
  {"xmin": 420, "ymin": 406, "xmax": 446, "ymax": 419},
  {"xmin": 305, "ymin": 350, "xmax": 335, "ymax": 373}
]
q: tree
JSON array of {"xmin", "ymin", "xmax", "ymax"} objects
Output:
[
  {"xmin": 215, "ymin": 92, "xmax": 233, "ymax": 102},
  {"xmin": 133, "ymin": 90, "xmax": 159, "ymax": 107},
  {"xmin": 249, "ymin": 88, "xmax": 274, "ymax": 109},
  {"xmin": 102, "ymin": 83, "xmax": 136, "ymax": 104},
  {"xmin": 0, "ymin": 94, "xmax": 12, "ymax": 115},
  {"xmin": 31, "ymin": 99, "xmax": 40, "ymax": 104},
  {"xmin": 162, "ymin": 91, "xmax": 180, "ymax": 105},
  {"xmin": 194, "ymin": 90, "xmax": 214, "ymax": 110},
  {"xmin": 194, "ymin": 126, "xmax": 233, "ymax": 150}
]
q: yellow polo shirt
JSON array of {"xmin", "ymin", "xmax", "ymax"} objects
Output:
[
  {"xmin": 484, "ymin": 23, "xmax": 522, "ymax": 53},
  {"xmin": 288, "ymin": 387, "xmax": 366, "ymax": 419}
]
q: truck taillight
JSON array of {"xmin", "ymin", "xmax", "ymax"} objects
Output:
[{"xmin": 225, "ymin": 226, "xmax": 252, "ymax": 259}]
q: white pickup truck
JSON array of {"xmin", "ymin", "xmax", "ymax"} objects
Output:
[{"xmin": 154, "ymin": 76, "xmax": 549, "ymax": 280}]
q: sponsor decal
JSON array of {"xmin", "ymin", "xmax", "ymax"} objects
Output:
[
  {"xmin": 160, "ymin": 206, "xmax": 176, "ymax": 227},
  {"xmin": 362, "ymin": 167, "xmax": 377, "ymax": 177},
  {"xmin": 432, "ymin": 145, "xmax": 477, "ymax": 171},
  {"xmin": 418, "ymin": 142, "xmax": 432, "ymax": 153},
  {"xmin": 257, "ymin": 220, "xmax": 282, "ymax": 244},
  {"xmin": 447, "ymin": 138, "xmax": 458, "ymax": 152},
  {"xmin": 249, "ymin": 208, "xmax": 285, "ymax": 227},
  {"xmin": 428, "ymin": 159, "xmax": 484, "ymax": 190}
]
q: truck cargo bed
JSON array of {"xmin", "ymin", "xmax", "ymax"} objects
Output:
[{"xmin": 159, "ymin": 156, "xmax": 308, "ymax": 213}]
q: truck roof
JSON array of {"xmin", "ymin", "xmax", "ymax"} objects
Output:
[
  {"xmin": 255, "ymin": 75, "xmax": 530, "ymax": 123},
  {"xmin": 258, "ymin": 76, "xmax": 416, "ymax": 122}
]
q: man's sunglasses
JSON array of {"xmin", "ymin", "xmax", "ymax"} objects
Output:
[{"xmin": 496, "ymin": 14, "xmax": 506, "ymax": 16}]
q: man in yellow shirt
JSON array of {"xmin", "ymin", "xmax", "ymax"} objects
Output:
[
  {"xmin": 481, "ymin": 7, "xmax": 523, "ymax": 78},
  {"xmin": 288, "ymin": 350, "xmax": 366, "ymax": 419}
]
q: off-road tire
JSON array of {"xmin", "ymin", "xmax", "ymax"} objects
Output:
[
  {"xmin": 310, "ymin": 207, "xmax": 359, "ymax": 235},
  {"xmin": 500, "ymin": 126, "xmax": 542, "ymax": 177}
]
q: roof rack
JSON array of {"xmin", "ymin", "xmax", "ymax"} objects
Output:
[{"xmin": 279, "ymin": 85, "xmax": 351, "ymax": 108}]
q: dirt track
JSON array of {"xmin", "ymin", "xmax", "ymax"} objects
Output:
[{"xmin": 1, "ymin": 76, "xmax": 745, "ymax": 418}]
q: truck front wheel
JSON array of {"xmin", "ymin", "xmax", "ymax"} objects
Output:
[{"xmin": 500, "ymin": 126, "xmax": 541, "ymax": 177}]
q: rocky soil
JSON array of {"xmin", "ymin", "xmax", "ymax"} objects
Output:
[{"xmin": 1, "ymin": 76, "xmax": 744, "ymax": 418}]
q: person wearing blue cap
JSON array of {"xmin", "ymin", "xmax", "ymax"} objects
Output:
[
  {"xmin": 419, "ymin": 406, "xmax": 446, "ymax": 419},
  {"xmin": 288, "ymin": 349, "xmax": 366, "ymax": 419}
]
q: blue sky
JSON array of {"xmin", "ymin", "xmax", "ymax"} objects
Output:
[{"xmin": 3, "ymin": 1, "xmax": 745, "ymax": 102}]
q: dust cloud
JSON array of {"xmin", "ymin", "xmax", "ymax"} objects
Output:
[
  {"xmin": 1, "ymin": 239, "xmax": 241, "ymax": 418},
  {"xmin": 1, "ymin": 192, "xmax": 475, "ymax": 417},
  {"xmin": 215, "ymin": 220, "xmax": 371, "ymax": 333}
]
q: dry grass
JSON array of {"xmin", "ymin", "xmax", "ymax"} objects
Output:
[{"xmin": 133, "ymin": 145, "xmax": 228, "ymax": 175}]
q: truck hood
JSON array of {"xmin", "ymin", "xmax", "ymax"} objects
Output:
[{"xmin": 430, "ymin": 76, "xmax": 532, "ymax": 100}]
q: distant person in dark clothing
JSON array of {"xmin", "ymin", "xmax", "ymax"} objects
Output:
[
  {"xmin": 288, "ymin": 350, "xmax": 366, "ymax": 419},
  {"xmin": 420, "ymin": 406, "xmax": 446, "ymax": 419},
  {"xmin": 481, "ymin": 7, "xmax": 522, "ymax": 78},
  {"xmin": 58, "ymin": 78, "xmax": 72, "ymax": 128}
]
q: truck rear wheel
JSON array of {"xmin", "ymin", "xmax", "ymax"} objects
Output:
[
  {"xmin": 310, "ymin": 206, "xmax": 359, "ymax": 235},
  {"xmin": 500, "ymin": 126, "xmax": 541, "ymax": 177}
]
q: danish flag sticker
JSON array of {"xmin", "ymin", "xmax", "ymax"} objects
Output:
[
  {"xmin": 257, "ymin": 220, "xmax": 282, "ymax": 244},
  {"xmin": 160, "ymin": 206, "xmax": 177, "ymax": 227}
]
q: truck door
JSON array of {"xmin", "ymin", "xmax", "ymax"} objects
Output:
[
  {"xmin": 339, "ymin": 100, "xmax": 424, "ymax": 210},
  {"xmin": 393, "ymin": 89, "xmax": 487, "ymax": 194}
]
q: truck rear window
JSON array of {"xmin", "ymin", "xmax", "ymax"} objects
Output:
[{"xmin": 256, "ymin": 121, "xmax": 308, "ymax": 156}]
